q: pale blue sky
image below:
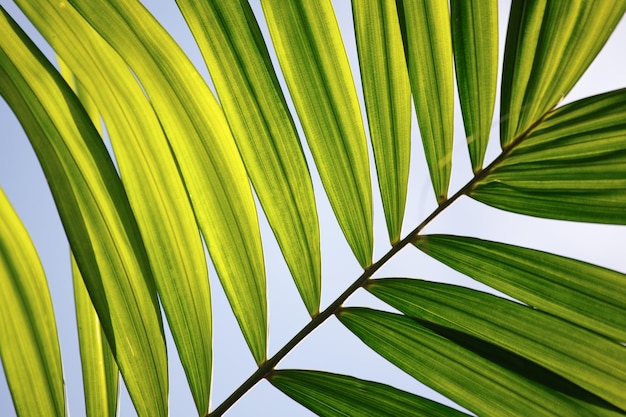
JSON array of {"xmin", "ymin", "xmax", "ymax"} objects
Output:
[{"xmin": 1, "ymin": 1, "xmax": 625, "ymax": 416}]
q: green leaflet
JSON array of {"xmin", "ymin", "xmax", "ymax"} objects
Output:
[
  {"xmin": 44, "ymin": 5, "xmax": 214, "ymax": 411},
  {"xmin": 176, "ymin": 0, "xmax": 321, "ymax": 316},
  {"xmin": 59, "ymin": 74, "xmax": 119, "ymax": 417},
  {"xmin": 0, "ymin": 8, "xmax": 167, "ymax": 417},
  {"xmin": 72, "ymin": 257, "xmax": 119, "ymax": 417},
  {"xmin": 399, "ymin": 0, "xmax": 454, "ymax": 203},
  {"xmin": 367, "ymin": 278, "xmax": 626, "ymax": 410},
  {"xmin": 261, "ymin": 0, "xmax": 373, "ymax": 267},
  {"xmin": 338, "ymin": 308, "xmax": 623, "ymax": 417},
  {"xmin": 0, "ymin": 188, "xmax": 65, "ymax": 417},
  {"xmin": 500, "ymin": 0, "xmax": 626, "ymax": 146},
  {"xmin": 450, "ymin": 0, "xmax": 498, "ymax": 173},
  {"xmin": 414, "ymin": 234, "xmax": 626, "ymax": 342},
  {"xmin": 472, "ymin": 89, "xmax": 626, "ymax": 224},
  {"xmin": 352, "ymin": 0, "xmax": 411, "ymax": 244},
  {"xmin": 67, "ymin": 0, "xmax": 267, "ymax": 364},
  {"xmin": 269, "ymin": 370, "xmax": 468, "ymax": 417}
]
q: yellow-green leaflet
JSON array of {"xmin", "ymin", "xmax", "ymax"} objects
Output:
[
  {"xmin": 67, "ymin": 0, "xmax": 267, "ymax": 364},
  {"xmin": 72, "ymin": 256, "xmax": 119, "ymax": 417},
  {"xmin": 368, "ymin": 278, "xmax": 626, "ymax": 410},
  {"xmin": 399, "ymin": 0, "xmax": 454, "ymax": 203},
  {"xmin": 0, "ymin": 188, "xmax": 65, "ymax": 417},
  {"xmin": 270, "ymin": 370, "xmax": 468, "ymax": 416},
  {"xmin": 176, "ymin": 0, "xmax": 321, "ymax": 316},
  {"xmin": 261, "ymin": 0, "xmax": 373, "ymax": 267},
  {"xmin": 0, "ymin": 8, "xmax": 167, "ymax": 417},
  {"xmin": 472, "ymin": 89, "xmax": 626, "ymax": 224},
  {"xmin": 47, "ymin": 5, "xmax": 213, "ymax": 411},
  {"xmin": 59, "ymin": 75, "xmax": 119, "ymax": 417},
  {"xmin": 450, "ymin": 0, "xmax": 498, "ymax": 173},
  {"xmin": 500, "ymin": 0, "xmax": 626, "ymax": 146},
  {"xmin": 338, "ymin": 308, "xmax": 620, "ymax": 417},
  {"xmin": 352, "ymin": 0, "xmax": 411, "ymax": 244},
  {"xmin": 414, "ymin": 234, "xmax": 626, "ymax": 342}
]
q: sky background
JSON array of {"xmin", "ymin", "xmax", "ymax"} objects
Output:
[{"xmin": 1, "ymin": 1, "xmax": 625, "ymax": 416}]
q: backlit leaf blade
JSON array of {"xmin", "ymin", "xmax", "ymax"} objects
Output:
[
  {"xmin": 352, "ymin": 0, "xmax": 411, "ymax": 244},
  {"xmin": 338, "ymin": 308, "xmax": 623, "ymax": 417},
  {"xmin": 49, "ymin": 7, "xmax": 213, "ymax": 411},
  {"xmin": 400, "ymin": 0, "xmax": 454, "ymax": 203},
  {"xmin": 0, "ymin": 188, "xmax": 65, "ymax": 417},
  {"xmin": 500, "ymin": 0, "xmax": 626, "ymax": 147},
  {"xmin": 367, "ymin": 278, "xmax": 626, "ymax": 410},
  {"xmin": 269, "ymin": 369, "xmax": 468, "ymax": 417},
  {"xmin": 0, "ymin": 10, "xmax": 167, "ymax": 417},
  {"xmin": 261, "ymin": 0, "xmax": 374, "ymax": 267},
  {"xmin": 59, "ymin": 71, "xmax": 119, "ymax": 417},
  {"xmin": 67, "ymin": 0, "xmax": 267, "ymax": 363},
  {"xmin": 176, "ymin": 0, "xmax": 320, "ymax": 316},
  {"xmin": 414, "ymin": 234, "xmax": 626, "ymax": 343},
  {"xmin": 451, "ymin": 0, "xmax": 498, "ymax": 172},
  {"xmin": 471, "ymin": 89, "xmax": 626, "ymax": 224},
  {"xmin": 72, "ymin": 256, "xmax": 119, "ymax": 417}
]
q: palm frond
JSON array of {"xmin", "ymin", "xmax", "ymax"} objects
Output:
[{"xmin": 1, "ymin": 1, "xmax": 625, "ymax": 416}]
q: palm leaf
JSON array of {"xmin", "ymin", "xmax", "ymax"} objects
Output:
[
  {"xmin": 0, "ymin": 9, "xmax": 167, "ymax": 417},
  {"xmin": 367, "ymin": 278, "xmax": 626, "ymax": 409},
  {"xmin": 451, "ymin": 0, "xmax": 498, "ymax": 172},
  {"xmin": 176, "ymin": 0, "xmax": 321, "ymax": 316},
  {"xmin": 269, "ymin": 369, "xmax": 468, "ymax": 417},
  {"xmin": 352, "ymin": 0, "xmax": 411, "ymax": 244},
  {"xmin": 64, "ymin": 0, "xmax": 267, "ymax": 365},
  {"xmin": 1, "ymin": 1, "xmax": 625, "ymax": 416},
  {"xmin": 261, "ymin": 0, "xmax": 373, "ymax": 267},
  {"xmin": 0, "ymin": 188, "xmax": 65, "ymax": 417},
  {"xmin": 399, "ymin": 0, "xmax": 454, "ymax": 203},
  {"xmin": 60, "ymin": 71, "xmax": 119, "ymax": 417},
  {"xmin": 500, "ymin": 0, "xmax": 626, "ymax": 146},
  {"xmin": 414, "ymin": 234, "xmax": 626, "ymax": 342},
  {"xmin": 338, "ymin": 307, "xmax": 623, "ymax": 417},
  {"xmin": 72, "ymin": 256, "xmax": 119, "ymax": 417},
  {"xmin": 51, "ymin": 9, "xmax": 213, "ymax": 411},
  {"xmin": 472, "ymin": 89, "xmax": 626, "ymax": 223}
]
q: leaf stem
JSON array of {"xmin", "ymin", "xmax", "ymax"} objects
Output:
[
  {"xmin": 207, "ymin": 113, "xmax": 547, "ymax": 416},
  {"xmin": 208, "ymin": 189, "xmax": 468, "ymax": 416}
]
